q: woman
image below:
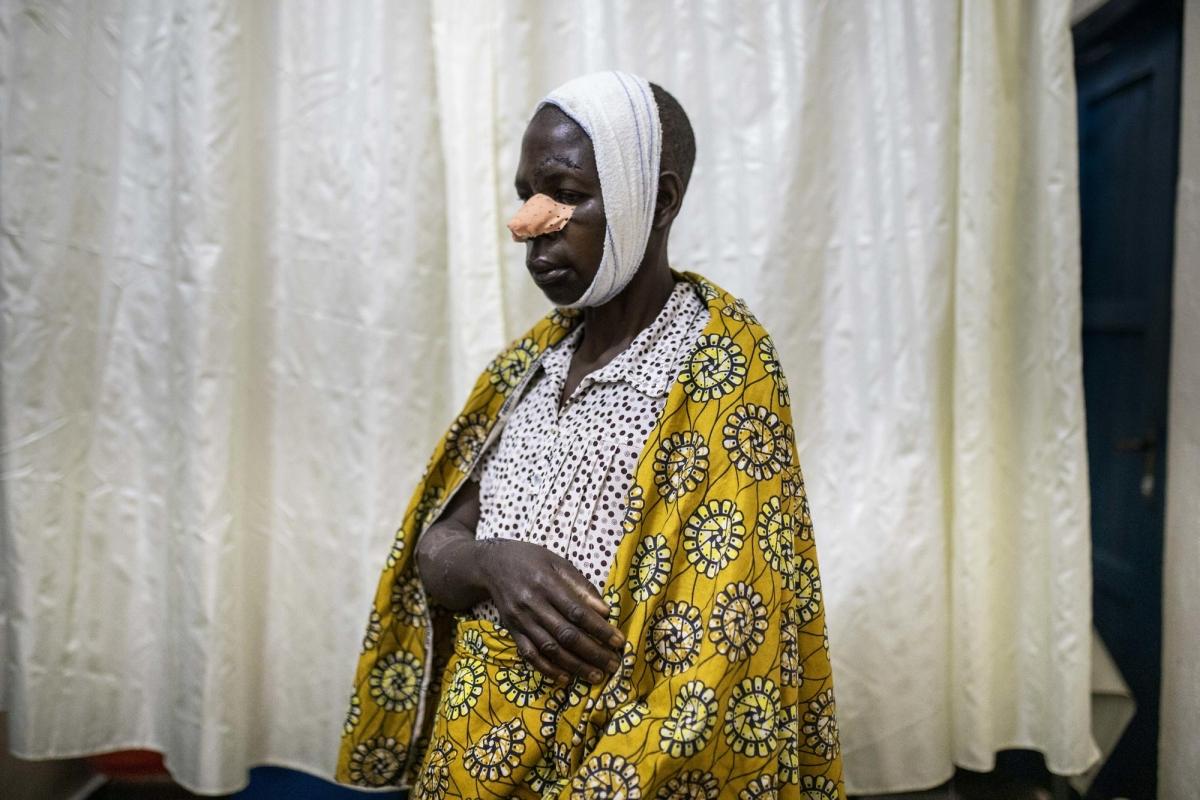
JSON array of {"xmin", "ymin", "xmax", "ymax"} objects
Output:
[{"xmin": 337, "ymin": 70, "xmax": 843, "ymax": 800}]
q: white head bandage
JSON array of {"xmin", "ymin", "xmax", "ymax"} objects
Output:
[{"xmin": 535, "ymin": 70, "xmax": 662, "ymax": 308}]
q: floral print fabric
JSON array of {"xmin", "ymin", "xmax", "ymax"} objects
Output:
[{"xmin": 336, "ymin": 271, "xmax": 844, "ymax": 799}]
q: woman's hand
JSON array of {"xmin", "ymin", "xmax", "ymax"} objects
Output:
[
  {"xmin": 477, "ymin": 538, "xmax": 625, "ymax": 685},
  {"xmin": 414, "ymin": 479, "xmax": 626, "ymax": 685}
]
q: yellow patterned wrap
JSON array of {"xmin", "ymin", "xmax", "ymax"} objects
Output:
[{"xmin": 336, "ymin": 271, "xmax": 844, "ymax": 799}]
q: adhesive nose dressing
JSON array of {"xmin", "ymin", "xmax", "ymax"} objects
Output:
[{"xmin": 507, "ymin": 193, "xmax": 577, "ymax": 242}]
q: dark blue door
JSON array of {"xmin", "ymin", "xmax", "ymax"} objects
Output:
[{"xmin": 1073, "ymin": 1, "xmax": 1181, "ymax": 797}]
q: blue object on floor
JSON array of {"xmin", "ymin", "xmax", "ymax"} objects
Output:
[{"xmin": 232, "ymin": 766, "xmax": 406, "ymax": 799}]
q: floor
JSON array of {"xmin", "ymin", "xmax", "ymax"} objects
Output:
[
  {"xmin": 853, "ymin": 771, "xmax": 1061, "ymax": 800},
  {"xmin": 85, "ymin": 765, "xmax": 1073, "ymax": 800},
  {"xmin": 85, "ymin": 766, "xmax": 402, "ymax": 799}
]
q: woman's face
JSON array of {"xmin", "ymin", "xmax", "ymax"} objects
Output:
[{"xmin": 513, "ymin": 106, "xmax": 606, "ymax": 306}]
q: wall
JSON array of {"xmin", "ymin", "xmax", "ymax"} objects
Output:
[{"xmin": 1159, "ymin": 1, "xmax": 1200, "ymax": 797}]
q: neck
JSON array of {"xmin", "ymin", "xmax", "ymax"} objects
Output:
[{"xmin": 577, "ymin": 245, "xmax": 675, "ymax": 361}]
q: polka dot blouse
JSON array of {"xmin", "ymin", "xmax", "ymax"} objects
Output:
[{"xmin": 470, "ymin": 280, "xmax": 709, "ymax": 623}]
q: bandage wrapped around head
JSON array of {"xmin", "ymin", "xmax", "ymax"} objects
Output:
[{"xmin": 512, "ymin": 71, "xmax": 662, "ymax": 309}]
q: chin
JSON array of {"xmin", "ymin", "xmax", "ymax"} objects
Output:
[
  {"xmin": 531, "ymin": 273, "xmax": 588, "ymax": 307},
  {"xmin": 542, "ymin": 286, "xmax": 585, "ymax": 307}
]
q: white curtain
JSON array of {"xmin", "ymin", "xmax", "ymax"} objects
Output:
[{"xmin": 0, "ymin": 0, "xmax": 1096, "ymax": 794}]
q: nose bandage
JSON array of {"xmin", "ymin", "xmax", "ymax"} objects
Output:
[{"xmin": 507, "ymin": 193, "xmax": 576, "ymax": 242}]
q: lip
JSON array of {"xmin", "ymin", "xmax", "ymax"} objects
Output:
[{"xmin": 527, "ymin": 259, "xmax": 571, "ymax": 284}]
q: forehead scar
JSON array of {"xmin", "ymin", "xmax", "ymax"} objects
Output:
[{"xmin": 533, "ymin": 155, "xmax": 584, "ymax": 179}]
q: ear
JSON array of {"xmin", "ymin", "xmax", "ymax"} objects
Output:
[{"xmin": 652, "ymin": 170, "xmax": 685, "ymax": 231}]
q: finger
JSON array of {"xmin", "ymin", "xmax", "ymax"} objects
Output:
[
  {"xmin": 511, "ymin": 630, "xmax": 570, "ymax": 685},
  {"xmin": 494, "ymin": 596, "xmax": 571, "ymax": 684},
  {"xmin": 521, "ymin": 617, "xmax": 592, "ymax": 682},
  {"xmin": 552, "ymin": 562, "xmax": 609, "ymax": 615},
  {"xmin": 545, "ymin": 579, "xmax": 626, "ymax": 654},
  {"xmin": 533, "ymin": 602, "xmax": 620, "ymax": 680},
  {"xmin": 552, "ymin": 566, "xmax": 626, "ymax": 648}
]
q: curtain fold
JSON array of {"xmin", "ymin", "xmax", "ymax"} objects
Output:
[{"xmin": 1, "ymin": 0, "xmax": 1094, "ymax": 793}]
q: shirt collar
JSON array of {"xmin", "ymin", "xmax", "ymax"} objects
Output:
[{"xmin": 542, "ymin": 281, "xmax": 704, "ymax": 400}]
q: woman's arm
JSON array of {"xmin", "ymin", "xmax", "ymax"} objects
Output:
[
  {"xmin": 414, "ymin": 479, "xmax": 489, "ymax": 611},
  {"xmin": 414, "ymin": 479, "xmax": 626, "ymax": 685}
]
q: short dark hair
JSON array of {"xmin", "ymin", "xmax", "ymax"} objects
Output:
[{"xmin": 649, "ymin": 82, "xmax": 696, "ymax": 193}]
